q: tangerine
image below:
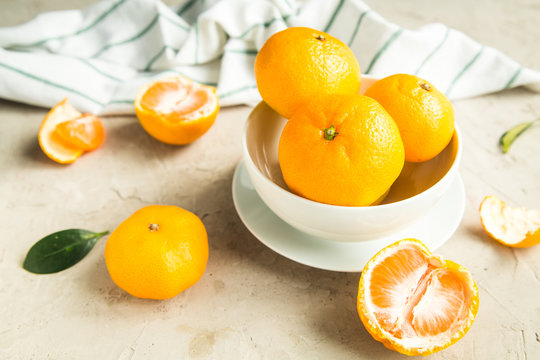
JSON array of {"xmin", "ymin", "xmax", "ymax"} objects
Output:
[
  {"xmin": 278, "ymin": 94, "xmax": 404, "ymax": 206},
  {"xmin": 357, "ymin": 239, "xmax": 479, "ymax": 356},
  {"xmin": 105, "ymin": 205, "xmax": 209, "ymax": 300},
  {"xmin": 254, "ymin": 27, "xmax": 361, "ymax": 119},
  {"xmin": 365, "ymin": 74, "xmax": 455, "ymax": 162}
]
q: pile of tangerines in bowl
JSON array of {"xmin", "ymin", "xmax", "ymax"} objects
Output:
[
  {"xmin": 253, "ymin": 26, "xmax": 456, "ymax": 208},
  {"xmin": 250, "ymin": 27, "xmax": 477, "ymax": 356}
]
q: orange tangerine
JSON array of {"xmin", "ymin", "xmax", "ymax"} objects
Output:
[
  {"xmin": 135, "ymin": 76, "xmax": 219, "ymax": 145},
  {"xmin": 357, "ymin": 239, "xmax": 479, "ymax": 356},
  {"xmin": 365, "ymin": 74, "xmax": 455, "ymax": 163},
  {"xmin": 105, "ymin": 205, "xmax": 209, "ymax": 300},
  {"xmin": 255, "ymin": 27, "xmax": 361, "ymax": 119},
  {"xmin": 278, "ymin": 94, "xmax": 404, "ymax": 206}
]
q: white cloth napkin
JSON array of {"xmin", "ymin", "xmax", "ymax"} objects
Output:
[{"xmin": 1, "ymin": 0, "xmax": 539, "ymax": 115}]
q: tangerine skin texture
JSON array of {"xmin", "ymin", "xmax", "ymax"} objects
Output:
[
  {"xmin": 105, "ymin": 205, "xmax": 209, "ymax": 300},
  {"xmin": 365, "ymin": 74, "xmax": 455, "ymax": 163},
  {"xmin": 278, "ymin": 94, "xmax": 405, "ymax": 206},
  {"xmin": 254, "ymin": 27, "xmax": 361, "ymax": 119}
]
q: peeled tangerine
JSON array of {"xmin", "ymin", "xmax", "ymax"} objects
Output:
[
  {"xmin": 135, "ymin": 75, "xmax": 219, "ymax": 145},
  {"xmin": 357, "ymin": 239, "xmax": 479, "ymax": 356},
  {"xmin": 479, "ymin": 195, "xmax": 540, "ymax": 247},
  {"xmin": 38, "ymin": 98, "xmax": 105, "ymax": 164}
]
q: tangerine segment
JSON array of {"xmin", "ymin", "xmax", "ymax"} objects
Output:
[
  {"xmin": 38, "ymin": 98, "xmax": 84, "ymax": 164},
  {"xmin": 55, "ymin": 114, "xmax": 105, "ymax": 151},
  {"xmin": 135, "ymin": 76, "xmax": 219, "ymax": 145},
  {"xmin": 105, "ymin": 205, "xmax": 209, "ymax": 300},
  {"xmin": 479, "ymin": 195, "xmax": 540, "ymax": 248},
  {"xmin": 358, "ymin": 239, "xmax": 478, "ymax": 356}
]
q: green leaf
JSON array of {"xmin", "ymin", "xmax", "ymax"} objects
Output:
[
  {"xmin": 500, "ymin": 119, "xmax": 539, "ymax": 153},
  {"xmin": 23, "ymin": 229, "xmax": 109, "ymax": 274}
]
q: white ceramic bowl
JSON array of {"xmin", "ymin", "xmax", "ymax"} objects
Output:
[{"xmin": 242, "ymin": 75, "xmax": 462, "ymax": 242}]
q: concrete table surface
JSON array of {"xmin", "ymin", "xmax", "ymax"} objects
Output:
[{"xmin": 1, "ymin": 1, "xmax": 540, "ymax": 359}]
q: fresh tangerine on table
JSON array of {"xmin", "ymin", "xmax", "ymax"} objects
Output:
[{"xmin": 105, "ymin": 205, "xmax": 209, "ymax": 300}]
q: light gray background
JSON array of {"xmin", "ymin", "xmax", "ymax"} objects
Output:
[{"xmin": 1, "ymin": 1, "xmax": 539, "ymax": 359}]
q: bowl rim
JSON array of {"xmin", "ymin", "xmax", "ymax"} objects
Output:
[{"xmin": 242, "ymin": 94, "xmax": 462, "ymax": 212}]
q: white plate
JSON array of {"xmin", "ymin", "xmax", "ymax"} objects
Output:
[{"xmin": 232, "ymin": 161, "xmax": 466, "ymax": 272}]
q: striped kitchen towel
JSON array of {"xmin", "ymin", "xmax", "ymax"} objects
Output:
[{"xmin": 0, "ymin": 0, "xmax": 539, "ymax": 115}]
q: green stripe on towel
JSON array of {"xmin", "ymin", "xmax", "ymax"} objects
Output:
[
  {"xmin": 232, "ymin": 10, "xmax": 297, "ymax": 39},
  {"xmin": 324, "ymin": 0, "xmax": 345, "ymax": 33},
  {"xmin": 503, "ymin": 66, "xmax": 522, "ymax": 90},
  {"xmin": 446, "ymin": 46, "xmax": 484, "ymax": 96},
  {"xmin": 414, "ymin": 27, "xmax": 451, "ymax": 75},
  {"xmin": 218, "ymin": 85, "xmax": 258, "ymax": 99},
  {"xmin": 0, "ymin": 62, "xmax": 104, "ymax": 106},
  {"xmin": 348, "ymin": 10, "xmax": 370, "ymax": 47},
  {"xmin": 20, "ymin": 0, "xmax": 128, "ymax": 48},
  {"xmin": 194, "ymin": 20, "xmax": 200, "ymax": 64},
  {"xmin": 73, "ymin": 57, "xmax": 123, "ymax": 82},
  {"xmin": 365, "ymin": 28, "xmax": 403, "ymax": 74},
  {"xmin": 225, "ymin": 49, "xmax": 258, "ymax": 55},
  {"xmin": 161, "ymin": 13, "xmax": 190, "ymax": 32},
  {"xmin": 144, "ymin": 45, "xmax": 180, "ymax": 71},
  {"xmin": 177, "ymin": 0, "xmax": 198, "ymax": 16},
  {"xmin": 92, "ymin": 14, "xmax": 160, "ymax": 58}
]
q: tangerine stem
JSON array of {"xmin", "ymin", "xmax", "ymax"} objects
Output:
[{"xmin": 323, "ymin": 125, "xmax": 339, "ymax": 140}]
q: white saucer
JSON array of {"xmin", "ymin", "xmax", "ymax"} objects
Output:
[{"xmin": 232, "ymin": 161, "xmax": 466, "ymax": 272}]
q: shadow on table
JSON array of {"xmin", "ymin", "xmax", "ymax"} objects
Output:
[
  {"xmin": 205, "ymin": 169, "xmax": 398, "ymax": 357},
  {"xmin": 80, "ymin": 163, "xmax": 396, "ymax": 356}
]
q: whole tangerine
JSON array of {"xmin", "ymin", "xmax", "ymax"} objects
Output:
[
  {"xmin": 105, "ymin": 205, "xmax": 208, "ymax": 300},
  {"xmin": 254, "ymin": 27, "xmax": 361, "ymax": 119},
  {"xmin": 364, "ymin": 74, "xmax": 455, "ymax": 163},
  {"xmin": 278, "ymin": 94, "xmax": 404, "ymax": 206}
]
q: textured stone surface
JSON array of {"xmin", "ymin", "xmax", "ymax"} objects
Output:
[{"xmin": 1, "ymin": 1, "xmax": 540, "ymax": 359}]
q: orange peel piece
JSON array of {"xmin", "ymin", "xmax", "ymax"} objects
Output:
[
  {"xmin": 38, "ymin": 98, "xmax": 105, "ymax": 164},
  {"xmin": 479, "ymin": 195, "xmax": 540, "ymax": 248},
  {"xmin": 357, "ymin": 239, "xmax": 479, "ymax": 356}
]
